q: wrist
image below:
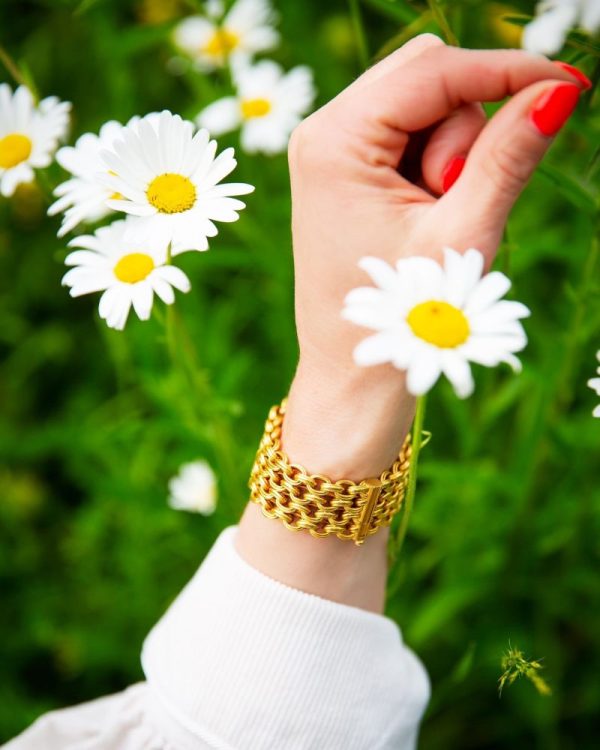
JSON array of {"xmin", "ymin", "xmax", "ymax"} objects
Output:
[{"xmin": 281, "ymin": 356, "xmax": 415, "ymax": 480}]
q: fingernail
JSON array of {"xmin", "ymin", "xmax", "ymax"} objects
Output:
[
  {"xmin": 441, "ymin": 155, "xmax": 466, "ymax": 193},
  {"xmin": 553, "ymin": 61, "xmax": 592, "ymax": 90},
  {"xmin": 530, "ymin": 83, "xmax": 580, "ymax": 137}
]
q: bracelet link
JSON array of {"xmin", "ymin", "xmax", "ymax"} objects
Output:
[{"xmin": 248, "ymin": 401, "xmax": 411, "ymax": 545}]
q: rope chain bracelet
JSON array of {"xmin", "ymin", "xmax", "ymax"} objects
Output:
[{"xmin": 248, "ymin": 401, "xmax": 412, "ymax": 546}]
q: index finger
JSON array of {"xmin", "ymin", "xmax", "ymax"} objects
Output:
[{"xmin": 336, "ymin": 45, "xmax": 583, "ymax": 151}]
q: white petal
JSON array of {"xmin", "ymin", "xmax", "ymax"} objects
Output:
[
  {"xmin": 353, "ymin": 332, "xmax": 398, "ymax": 366},
  {"xmin": 442, "ymin": 246, "xmax": 484, "ymax": 308},
  {"xmin": 358, "ymin": 256, "xmax": 400, "ymax": 292},
  {"xmin": 588, "ymin": 377, "xmax": 600, "ymax": 395},
  {"xmin": 406, "ymin": 346, "xmax": 442, "ymax": 396},
  {"xmin": 342, "ymin": 302, "xmax": 395, "ymax": 331},
  {"xmin": 440, "ymin": 349, "xmax": 474, "ymax": 399},
  {"xmin": 196, "ymin": 97, "xmax": 242, "ymax": 136},
  {"xmin": 463, "ymin": 271, "xmax": 511, "ymax": 315},
  {"xmin": 581, "ymin": 0, "xmax": 600, "ymax": 34},
  {"xmin": 151, "ymin": 276, "xmax": 175, "ymax": 305},
  {"xmin": 131, "ymin": 280, "xmax": 154, "ymax": 320},
  {"xmin": 396, "ymin": 255, "xmax": 444, "ymax": 302},
  {"xmin": 158, "ymin": 265, "xmax": 191, "ymax": 292},
  {"xmin": 522, "ymin": 4, "xmax": 578, "ymax": 55}
]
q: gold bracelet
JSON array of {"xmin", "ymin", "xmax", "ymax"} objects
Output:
[{"xmin": 248, "ymin": 401, "xmax": 412, "ymax": 546}]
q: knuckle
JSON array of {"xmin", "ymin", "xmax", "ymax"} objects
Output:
[
  {"xmin": 288, "ymin": 115, "xmax": 321, "ymax": 170},
  {"xmin": 288, "ymin": 109, "xmax": 343, "ymax": 174},
  {"xmin": 482, "ymin": 143, "xmax": 535, "ymax": 196}
]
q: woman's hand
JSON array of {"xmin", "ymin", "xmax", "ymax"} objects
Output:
[
  {"xmin": 237, "ymin": 36, "xmax": 585, "ymax": 612},
  {"xmin": 283, "ymin": 35, "xmax": 583, "ymax": 479}
]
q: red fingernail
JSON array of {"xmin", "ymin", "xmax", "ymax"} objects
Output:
[
  {"xmin": 553, "ymin": 61, "xmax": 592, "ymax": 90},
  {"xmin": 441, "ymin": 155, "xmax": 466, "ymax": 193},
  {"xmin": 530, "ymin": 83, "xmax": 580, "ymax": 137}
]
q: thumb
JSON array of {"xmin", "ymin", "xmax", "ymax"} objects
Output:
[{"xmin": 442, "ymin": 80, "xmax": 581, "ymax": 228}]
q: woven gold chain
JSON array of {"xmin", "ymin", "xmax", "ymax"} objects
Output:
[{"xmin": 248, "ymin": 401, "xmax": 412, "ymax": 546}]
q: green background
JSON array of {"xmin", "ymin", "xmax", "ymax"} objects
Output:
[{"xmin": 1, "ymin": 0, "xmax": 599, "ymax": 747}]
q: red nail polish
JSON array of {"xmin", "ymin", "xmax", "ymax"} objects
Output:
[
  {"xmin": 553, "ymin": 61, "xmax": 592, "ymax": 90},
  {"xmin": 530, "ymin": 83, "xmax": 580, "ymax": 137},
  {"xmin": 441, "ymin": 155, "xmax": 466, "ymax": 193}
]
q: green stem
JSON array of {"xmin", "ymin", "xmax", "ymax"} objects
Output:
[
  {"xmin": 0, "ymin": 45, "xmax": 29, "ymax": 89},
  {"xmin": 392, "ymin": 394, "xmax": 427, "ymax": 559},
  {"xmin": 554, "ymin": 228, "xmax": 599, "ymax": 411},
  {"xmin": 34, "ymin": 168, "xmax": 55, "ymax": 205},
  {"xmin": 426, "ymin": 0, "xmax": 459, "ymax": 46},
  {"xmin": 504, "ymin": 222, "xmax": 600, "ymax": 568},
  {"xmin": 159, "ymin": 301, "xmax": 241, "ymax": 511},
  {"xmin": 348, "ymin": 0, "xmax": 369, "ymax": 69}
]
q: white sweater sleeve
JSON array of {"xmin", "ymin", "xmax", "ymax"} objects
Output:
[
  {"xmin": 6, "ymin": 524, "xmax": 430, "ymax": 750},
  {"xmin": 141, "ymin": 525, "xmax": 430, "ymax": 749}
]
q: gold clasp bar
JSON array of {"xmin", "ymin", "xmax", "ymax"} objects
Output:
[{"xmin": 354, "ymin": 478, "xmax": 382, "ymax": 545}]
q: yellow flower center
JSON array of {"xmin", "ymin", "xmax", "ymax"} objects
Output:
[
  {"xmin": 114, "ymin": 253, "xmax": 155, "ymax": 284},
  {"xmin": 146, "ymin": 173, "xmax": 196, "ymax": 214},
  {"xmin": 240, "ymin": 98, "xmax": 272, "ymax": 119},
  {"xmin": 0, "ymin": 133, "xmax": 33, "ymax": 169},
  {"xmin": 406, "ymin": 300, "xmax": 470, "ymax": 348},
  {"xmin": 202, "ymin": 28, "xmax": 239, "ymax": 58}
]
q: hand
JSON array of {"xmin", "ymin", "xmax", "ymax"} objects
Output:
[
  {"xmin": 236, "ymin": 37, "xmax": 584, "ymax": 612},
  {"xmin": 283, "ymin": 35, "xmax": 583, "ymax": 479}
]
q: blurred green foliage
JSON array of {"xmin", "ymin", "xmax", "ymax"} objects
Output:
[{"xmin": 1, "ymin": 1, "xmax": 599, "ymax": 748}]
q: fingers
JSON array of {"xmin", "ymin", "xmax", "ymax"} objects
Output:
[
  {"xmin": 420, "ymin": 103, "xmax": 487, "ymax": 195},
  {"xmin": 353, "ymin": 33, "xmax": 445, "ymax": 90},
  {"xmin": 337, "ymin": 44, "xmax": 584, "ymax": 160},
  {"xmin": 443, "ymin": 80, "xmax": 581, "ymax": 227}
]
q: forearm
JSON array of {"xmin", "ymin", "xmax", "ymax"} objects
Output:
[{"xmin": 235, "ymin": 358, "xmax": 415, "ymax": 614}]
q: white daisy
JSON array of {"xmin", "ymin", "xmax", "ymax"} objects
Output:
[
  {"xmin": 168, "ymin": 460, "xmax": 217, "ymax": 515},
  {"xmin": 587, "ymin": 350, "xmax": 600, "ymax": 418},
  {"xmin": 0, "ymin": 84, "xmax": 70, "ymax": 197},
  {"xmin": 523, "ymin": 0, "xmax": 600, "ymax": 55},
  {"xmin": 197, "ymin": 60, "xmax": 316, "ymax": 155},
  {"xmin": 62, "ymin": 218, "xmax": 191, "ymax": 330},
  {"xmin": 342, "ymin": 247, "xmax": 531, "ymax": 399},
  {"xmin": 98, "ymin": 110, "xmax": 253, "ymax": 255},
  {"xmin": 174, "ymin": 0, "xmax": 279, "ymax": 71},
  {"xmin": 48, "ymin": 119, "xmax": 136, "ymax": 237}
]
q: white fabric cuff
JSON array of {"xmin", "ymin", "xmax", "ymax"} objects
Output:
[{"xmin": 142, "ymin": 525, "xmax": 430, "ymax": 750}]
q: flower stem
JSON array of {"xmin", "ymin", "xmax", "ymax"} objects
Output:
[
  {"xmin": 348, "ymin": 0, "xmax": 369, "ymax": 70},
  {"xmin": 554, "ymin": 227, "xmax": 599, "ymax": 410},
  {"xmin": 390, "ymin": 393, "xmax": 427, "ymax": 561},
  {"xmin": 0, "ymin": 45, "xmax": 27, "ymax": 88},
  {"xmin": 426, "ymin": 0, "xmax": 459, "ymax": 46},
  {"xmin": 159, "ymin": 302, "xmax": 241, "ymax": 511}
]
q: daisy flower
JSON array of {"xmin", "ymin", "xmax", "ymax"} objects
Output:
[
  {"xmin": 587, "ymin": 350, "xmax": 600, "ymax": 418},
  {"xmin": 168, "ymin": 460, "xmax": 217, "ymax": 515},
  {"xmin": 62, "ymin": 218, "xmax": 191, "ymax": 330},
  {"xmin": 196, "ymin": 60, "xmax": 316, "ymax": 155},
  {"xmin": 173, "ymin": 0, "xmax": 279, "ymax": 71},
  {"xmin": 49, "ymin": 119, "xmax": 135, "ymax": 237},
  {"xmin": 523, "ymin": 0, "xmax": 600, "ymax": 55},
  {"xmin": 0, "ymin": 84, "xmax": 70, "ymax": 197},
  {"xmin": 99, "ymin": 110, "xmax": 254, "ymax": 255},
  {"xmin": 342, "ymin": 247, "xmax": 531, "ymax": 398}
]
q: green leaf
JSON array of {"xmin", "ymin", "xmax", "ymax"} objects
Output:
[
  {"xmin": 362, "ymin": 0, "xmax": 419, "ymax": 23},
  {"xmin": 501, "ymin": 14, "xmax": 531, "ymax": 28},
  {"xmin": 537, "ymin": 162, "xmax": 598, "ymax": 214},
  {"xmin": 452, "ymin": 641, "xmax": 476, "ymax": 683},
  {"xmin": 374, "ymin": 11, "xmax": 434, "ymax": 61}
]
